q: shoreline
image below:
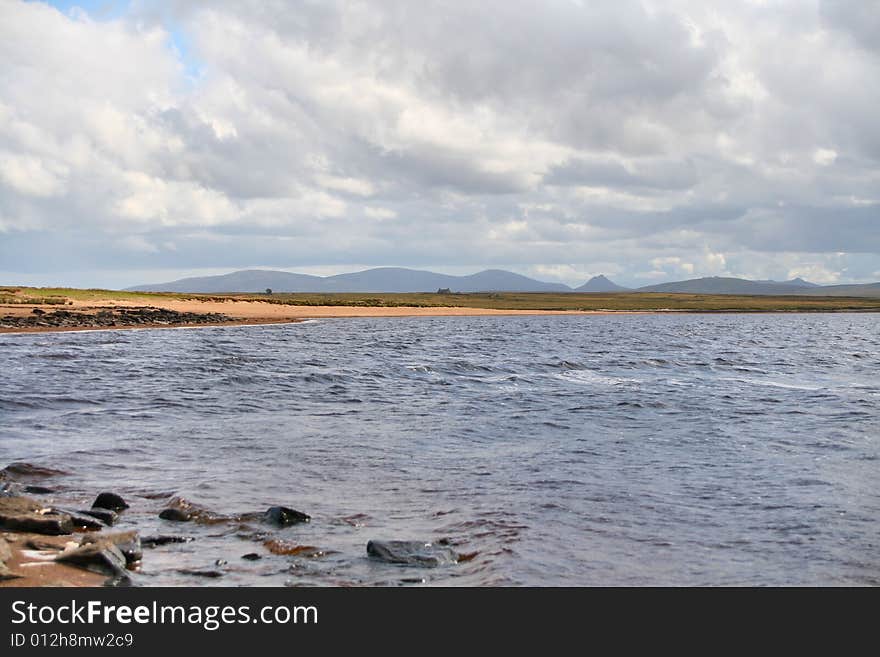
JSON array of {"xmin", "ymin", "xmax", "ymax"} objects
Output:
[
  {"xmin": 4, "ymin": 307, "xmax": 880, "ymax": 335},
  {"xmin": 0, "ymin": 300, "xmax": 646, "ymax": 335},
  {"xmin": 0, "ymin": 318, "xmax": 306, "ymax": 335},
  {"xmin": 4, "ymin": 296, "xmax": 880, "ymax": 335}
]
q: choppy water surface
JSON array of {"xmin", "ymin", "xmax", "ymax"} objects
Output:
[{"xmin": 1, "ymin": 314, "xmax": 878, "ymax": 586}]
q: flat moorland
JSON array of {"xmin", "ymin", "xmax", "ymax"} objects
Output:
[{"xmin": 3, "ymin": 286, "xmax": 880, "ymax": 312}]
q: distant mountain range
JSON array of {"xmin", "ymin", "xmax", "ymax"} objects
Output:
[
  {"xmin": 126, "ymin": 269, "xmax": 880, "ymax": 297},
  {"xmin": 635, "ymin": 276, "xmax": 880, "ymax": 297},
  {"xmin": 126, "ymin": 268, "xmax": 571, "ymax": 294},
  {"xmin": 638, "ymin": 276, "xmax": 826, "ymax": 295}
]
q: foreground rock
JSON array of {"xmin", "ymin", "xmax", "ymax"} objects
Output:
[
  {"xmin": 0, "ymin": 497, "xmax": 73, "ymax": 536},
  {"xmin": 0, "ymin": 536, "xmax": 16, "ymax": 581},
  {"xmin": 80, "ymin": 531, "xmax": 142, "ymax": 566},
  {"xmin": 55, "ymin": 543, "xmax": 129, "ymax": 584},
  {"xmin": 0, "ymin": 307, "xmax": 232, "ymax": 331},
  {"xmin": 366, "ymin": 540, "xmax": 460, "ymax": 567},
  {"xmin": 0, "ymin": 533, "xmax": 107, "ymax": 587},
  {"xmin": 50, "ymin": 508, "xmax": 105, "ymax": 531}
]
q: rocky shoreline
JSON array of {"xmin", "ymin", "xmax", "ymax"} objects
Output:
[
  {"xmin": 0, "ymin": 462, "xmax": 474, "ymax": 587},
  {"xmin": 0, "ymin": 307, "xmax": 233, "ymax": 331}
]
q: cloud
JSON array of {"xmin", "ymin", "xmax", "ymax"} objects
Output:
[{"xmin": 0, "ymin": 0, "xmax": 878, "ymax": 288}]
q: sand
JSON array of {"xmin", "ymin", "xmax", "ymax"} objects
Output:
[
  {"xmin": 0, "ymin": 298, "xmax": 628, "ymax": 334},
  {"xmin": 1, "ymin": 533, "xmax": 106, "ymax": 587}
]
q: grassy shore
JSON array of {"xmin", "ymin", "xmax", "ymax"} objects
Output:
[{"xmin": 4, "ymin": 286, "xmax": 880, "ymax": 312}]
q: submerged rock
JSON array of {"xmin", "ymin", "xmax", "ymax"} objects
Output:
[
  {"xmin": 23, "ymin": 485, "xmax": 54, "ymax": 495},
  {"xmin": 265, "ymin": 506, "xmax": 311, "ymax": 527},
  {"xmin": 142, "ymin": 535, "xmax": 193, "ymax": 548},
  {"xmin": 263, "ymin": 540, "xmax": 327, "ymax": 557},
  {"xmin": 242, "ymin": 553, "xmax": 262, "ymax": 561},
  {"xmin": 93, "ymin": 492, "xmax": 129, "ymax": 512},
  {"xmin": 158, "ymin": 508, "xmax": 191, "ymax": 522},
  {"xmin": 159, "ymin": 497, "xmax": 225, "ymax": 524},
  {"xmin": 366, "ymin": 540, "xmax": 460, "ymax": 567},
  {"xmin": 81, "ymin": 507, "xmax": 118, "ymax": 526},
  {"xmin": 1, "ymin": 463, "xmax": 67, "ymax": 479},
  {"xmin": 177, "ymin": 568, "xmax": 224, "ymax": 578}
]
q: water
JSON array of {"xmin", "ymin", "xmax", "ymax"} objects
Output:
[{"xmin": 1, "ymin": 314, "xmax": 878, "ymax": 586}]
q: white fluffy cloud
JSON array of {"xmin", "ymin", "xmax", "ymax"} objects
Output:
[{"xmin": 1, "ymin": 0, "xmax": 878, "ymax": 287}]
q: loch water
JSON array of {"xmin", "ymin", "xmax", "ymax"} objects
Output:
[{"xmin": 1, "ymin": 314, "xmax": 878, "ymax": 586}]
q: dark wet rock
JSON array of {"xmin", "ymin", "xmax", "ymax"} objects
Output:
[
  {"xmin": 0, "ymin": 307, "xmax": 232, "ymax": 330},
  {"xmin": 56, "ymin": 542, "xmax": 128, "ymax": 577},
  {"xmin": 242, "ymin": 553, "xmax": 262, "ymax": 561},
  {"xmin": 236, "ymin": 529, "xmax": 271, "ymax": 542},
  {"xmin": 235, "ymin": 511, "xmax": 268, "ymax": 522},
  {"xmin": 159, "ymin": 497, "xmax": 225, "ymax": 524},
  {"xmin": 158, "ymin": 508, "xmax": 191, "ymax": 522},
  {"xmin": 0, "ymin": 496, "xmax": 74, "ymax": 535},
  {"xmin": 265, "ymin": 506, "xmax": 310, "ymax": 527},
  {"xmin": 23, "ymin": 485, "xmax": 54, "ymax": 495},
  {"xmin": 1, "ymin": 514, "xmax": 74, "ymax": 535},
  {"xmin": 366, "ymin": 540, "xmax": 460, "ymax": 567},
  {"xmin": 263, "ymin": 540, "xmax": 328, "ymax": 557},
  {"xmin": 51, "ymin": 507, "xmax": 105, "ymax": 531},
  {"xmin": 80, "ymin": 507, "xmax": 118, "ymax": 526},
  {"xmin": 177, "ymin": 568, "xmax": 224, "ymax": 578},
  {"xmin": 142, "ymin": 535, "xmax": 194, "ymax": 548},
  {"xmin": 31, "ymin": 308, "xmax": 45, "ymax": 315},
  {"xmin": 93, "ymin": 492, "xmax": 129, "ymax": 512},
  {"xmin": 80, "ymin": 531, "xmax": 142, "ymax": 566}
]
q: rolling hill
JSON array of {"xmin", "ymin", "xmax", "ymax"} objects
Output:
[
  {"xmin": 127, "ymin": 268, "xmax": 573, "ymax": 293},
  {"xmin": 635, "ymin": 276, "xmax": 831, "ymax": 295},
  {"xmin": 126, "ymin": 269, "xmax": 880, "ymax": 297}
]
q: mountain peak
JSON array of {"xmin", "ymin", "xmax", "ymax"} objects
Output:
[{"xmin": 574, "ymin": 274, "xmax": 629, "ymax": 292}]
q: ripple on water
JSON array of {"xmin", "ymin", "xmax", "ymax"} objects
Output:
[{"xmin": 1, "ymin": 313, "xmax": 878, "ymax": 586}]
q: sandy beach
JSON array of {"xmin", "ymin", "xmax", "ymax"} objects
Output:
[{"xmin": 0, "ymin": 297, "xmax": 626, "ymax": 334}]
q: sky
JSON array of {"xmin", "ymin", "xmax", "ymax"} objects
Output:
[{"xmin": 1, "ymin": 0, "xmax": 878, "ymax": 289}]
